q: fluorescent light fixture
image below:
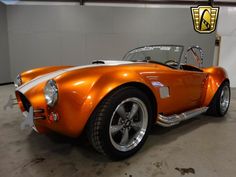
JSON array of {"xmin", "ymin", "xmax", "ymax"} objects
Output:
[
  {"xmin": 0, "ymin": 0, "xmax": 78, "ymax": 5},
  {"xmin": 86, "ymin": 3, "xmax": 190, "ymax": 8},
  {"xmin": 0, "ymin": 0, "xmax": 190, "ymax": 7},
  {"xmin": 1, "ymin": 0, "xmax": 20, "ymax": 5}
]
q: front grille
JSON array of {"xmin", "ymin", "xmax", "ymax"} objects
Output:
[{"xmin": 18, "ymin": 92, "xmax": 31, "ymax": 112}]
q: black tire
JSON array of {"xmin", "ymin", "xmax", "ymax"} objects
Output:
[
  {"xmin": 207, "ymin": 81, "xmax": 230, "ymax": 117},
  {"xmin": 86, "ymin": 86, "xmax": 153, "ymax": 160}
]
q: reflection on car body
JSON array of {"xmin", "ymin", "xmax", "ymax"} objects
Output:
[{"xmin": 12, "ymin": 45, "xmax": 230, "ymax": 159}]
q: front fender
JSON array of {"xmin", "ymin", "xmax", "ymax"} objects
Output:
[
  {"xmin": 52, "ymin": 70, "xmax": 158, "ymax": 137},
  {"xmin": 79, "ymin": 70, "xmax": 159, "ymax": 136}
]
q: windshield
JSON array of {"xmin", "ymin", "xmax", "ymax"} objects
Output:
[{"xmin": 123, "ymin": 45, "xmax": 184, "ymax": 67}]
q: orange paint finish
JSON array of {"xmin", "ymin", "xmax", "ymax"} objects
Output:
[
  {"xmin": 202, "ymin": 67, "xmax": 229, "ymax": 106},
  {"xmin": 147, "ymin": 69, "xmax": 208, "ymax": 115},
  {"xmin": 37, "ymin": 64, "xmax": 160, "ymax": 137},
  {"xmin": 20, "ymin": 66, "xmax": 72, "ymax": 85},
  {"xmin": 16, "ymin": 63, "xmax": 229, "ymax": 137}
]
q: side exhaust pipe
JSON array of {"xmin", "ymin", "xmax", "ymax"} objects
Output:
[{"xmin": 156, "ymin": 107, "xmax": 208, "ymax": 127}]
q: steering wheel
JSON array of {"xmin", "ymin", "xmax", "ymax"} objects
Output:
[
  {"xmin": 164, "ymin": 60, "xmax": 178, "ymax": 67},
  {"xmin": 142, "ymin": 56, "xmax": 152, "ymax": 63}
]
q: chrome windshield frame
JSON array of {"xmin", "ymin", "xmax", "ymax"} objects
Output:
[{"xmin": 123, "ymin": 44, "xmax": 184, "ymax": 69}]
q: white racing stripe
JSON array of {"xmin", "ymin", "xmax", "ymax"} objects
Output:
[
  {"xmin": 17, "ymin": 70, "xmax": 65, "ymax": 94},
  {"xmin": 17, "ymin": 60, "xmax": 136, "ymax": 94}
]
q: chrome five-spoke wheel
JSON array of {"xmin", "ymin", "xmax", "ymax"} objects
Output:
[
  {"xmin": 87, "ymin": 86, "xmax": 152, "ymax": 159},
  {"xmin": 109, "ymin": 98, "xmax": 148, "ymax": 152}
]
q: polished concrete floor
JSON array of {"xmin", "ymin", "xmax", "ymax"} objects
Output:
[{"xmin": 0, "ymin": 84, "xmax": 236, "ymax": 177}]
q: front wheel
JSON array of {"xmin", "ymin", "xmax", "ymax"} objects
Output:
[
  {"xmin": 207, "ymin": 81, "xmax": 231, "ymax": 117},
  {"xmin": 87, "ymin": 86, "xmax": 153, "ymax": 159}
]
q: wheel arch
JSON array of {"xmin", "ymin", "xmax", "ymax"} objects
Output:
[
  {"xmin": 206, "ymin": 79, "xmax": 230, "ymax": 116},
  {"xmin": 109, "ymin": 82, "xmax": 158, "ymax": 124},
  {"xmin": 85, "ymin": 82, "xmax": 156, "ymax": 159},
  {"xmin": 207, "ymin": 78, "xmax": 230, "ymax": 104},
  {"xmin": 85, "ymin": 81, "xmax": 158, "ymax": 131},
  {"xmin": 202, "ymin": 66, "xmax": 230, "ymax": 107}
]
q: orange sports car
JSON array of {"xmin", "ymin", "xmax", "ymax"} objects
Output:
[{"xmin": 13, "ymin": 45, "xmax": 230, "ymax": 159}]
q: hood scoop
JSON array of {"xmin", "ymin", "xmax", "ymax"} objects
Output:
[
  {"xmin": 92, "ymin": 60, "xmax": 105, "ymax": 64},
  {"xmin": 91, "ymin": 60, "xmax": 134, "ymax": 65}
]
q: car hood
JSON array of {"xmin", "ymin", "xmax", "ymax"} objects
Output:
[{"xmin": 16, "ymin": 60, "xmax": 142, "ymax": 94}]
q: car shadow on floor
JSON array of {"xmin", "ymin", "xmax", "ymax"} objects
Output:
[
  {"xmin": 146, "ymin": 114, "xmax": 227, "ymax": 147},
  {"xmin": 26, "ymin": 126, "xmax": 109, "ymax": 162},
  {"xmin": 15, "ymin": 113, "xmax": 231, "ymax": 177},
  {"xmin": 25, "ymin": 113, "xmax": 229, "ymax": 163}
]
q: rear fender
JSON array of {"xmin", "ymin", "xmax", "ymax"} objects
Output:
[{"xmin": 202, "ymin": 67, "xmax": 229, "ymax": 106}]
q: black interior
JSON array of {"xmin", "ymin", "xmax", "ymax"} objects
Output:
[
  {"xmin": 145, "ymin": 59, "xmax": 203, "ymax": 72},
  {"xmin": 180, "ymin": 64, "xmax": 203, "ymax": 72},
  {"xmin": 91, "ymin": 59, "xmax": 203, "ymax": 72}
]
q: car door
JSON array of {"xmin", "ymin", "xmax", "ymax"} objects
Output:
[
  {"xmin": 176, "ymin": 69, "xmax": 207, "ymax": 107},
  {"xmin": 153, "ymin": 70, "xmax": 206, "ymax": 115}
]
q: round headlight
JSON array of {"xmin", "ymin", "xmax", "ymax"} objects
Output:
[
  {"xmin": 14, "ymin": 74, "xmax": 22, "ymax": 88},
  {"xmin": 44, "ymin": 79, "xmax": 58, "ymax": 107}
]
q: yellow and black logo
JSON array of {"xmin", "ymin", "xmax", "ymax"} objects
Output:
[{"xmin": 191, "ymin": 4, "xmax": 219, "ymax": 33}]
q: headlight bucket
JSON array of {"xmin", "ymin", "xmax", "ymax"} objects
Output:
[
  {"xmin": 44, "ymin": 79, "xmax": 58, "ymax": 107},
  {"xmin": 14, "ymin": 74, "xmax": 22, "ymax": 88}
]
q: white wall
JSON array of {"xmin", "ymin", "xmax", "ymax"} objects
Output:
[
  {"xmin": 0, "ymin": 2, "xmax": 11, "ymax": 83},
  {"xmin": 6, "ymin": 5, "xmax": 216, "ymax": 80},
  {"xmin": 217, "ymin": 7, "xmax": 236, "ymax": 87}
]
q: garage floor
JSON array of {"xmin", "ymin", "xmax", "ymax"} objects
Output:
[{"xmin": 0, "ymin": 85, "xmax": 236, "ymax": 177}]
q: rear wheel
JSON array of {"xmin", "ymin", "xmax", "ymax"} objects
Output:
[
  {"xmin": 87, "ymin": 86, "xmax": 153, "ymax": 159},
  {"xmin": 207, "ymin": 81, "xmax": 230, "ymax": 117}
]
